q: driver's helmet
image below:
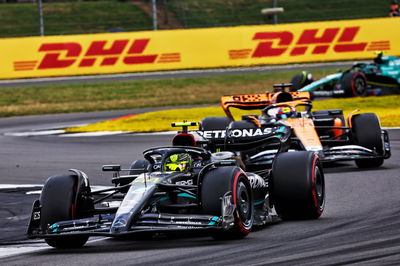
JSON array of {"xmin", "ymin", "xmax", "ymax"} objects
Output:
[
  {"xmin": 277, "ymin": 106, "xmax": 296, "ymax": 119},
  {"xmin": 269, "ymin": 106, "xmax": 296, "ymax": 120},
  {"xmin": 164, "ymin": 153, "xmax": 192, "ymax": 172},
  {"xmin": 373, "ymin": 51, "xmax": 383, "ymax": 64}
]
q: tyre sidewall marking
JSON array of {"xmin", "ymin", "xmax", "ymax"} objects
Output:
[
  {"xmin": 311, "ymin": 155, "xmax": 323, "ymax": 215},
  {"xmin": 232, "ymin": 170, "xmax": 251, "ymax": 234}
]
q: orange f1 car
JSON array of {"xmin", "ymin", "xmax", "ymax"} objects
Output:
[{"xmin": 173, "ymin": 86, "xmax": 391, "ymax": 169}]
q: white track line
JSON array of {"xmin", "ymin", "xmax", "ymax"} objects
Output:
[
  {"xmin": 4, "ymin": 130, "xmax": 177, "ymax": 137},
  {"xmin": 133, "ymin": 131, "xmax": 176, "ymax": 136},
  {"xmin": 0, "ymin": 184, "xmax": 113, "ymax": 195},
  {"xmin": 4, "ymin": 129, "xmax": 65, "ymax": 137},
  {"xmin": 0, "ymin": 183, "xmax": 112, "ymax": 259},
  {"xmin": 0, "ymin": 244, "xmax": 50, "ymax": 259},
  {"xmin": 61, "ymin": 131, "xmax": 128, "ymax": 137},
  {"xmin": 0, "ymin": 237, "xmax": 109, "ymax": 259},
  {"xmin": 0, "ymin": 184, "xmax": 42, "ymax": 189}
]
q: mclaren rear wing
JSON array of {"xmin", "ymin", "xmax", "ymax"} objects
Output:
[{"xmin": 221, "ymin": 91, "xmax": 311, "ymax": 120}]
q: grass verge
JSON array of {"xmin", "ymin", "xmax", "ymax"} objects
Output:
[
  {"xmin": 0, "ymin": 68, "xmax": 337, "ymax": 118},
  {"xmin": 67, "ymin": 95, "xmax": 400, "ymax": 132}
]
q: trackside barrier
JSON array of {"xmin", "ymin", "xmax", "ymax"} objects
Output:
[{"xmin": 1, "ymin": 17, "xmax": 399, "ymax": 79}]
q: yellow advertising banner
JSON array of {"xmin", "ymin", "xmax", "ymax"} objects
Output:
[{"xmin": 1, "ymin": 17, "xmax": 399, "ymax": 79}]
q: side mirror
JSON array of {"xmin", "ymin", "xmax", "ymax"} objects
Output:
[{"xmin": 102, "ymin": 165, "xmax": 121, "ymax": 172}]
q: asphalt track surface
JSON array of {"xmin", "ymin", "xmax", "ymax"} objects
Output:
[{"xmin": 1, "ymin": 110, "xmax": 400, "ymax": 265}]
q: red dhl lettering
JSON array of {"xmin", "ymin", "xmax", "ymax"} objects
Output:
[
  {"xmin": 12, "ymin": 25, "xmax": 392, "ymax": 72},
  {"xmin": 15, "ymin": 38, "xmax": 181, "ymax": 71},
  {"xmin": 38, "ymin": 43, "xmax": 81, "ymax": 69},
  {"xmin": 38, "ymin": 39, "xmax": 159, "ymax": 69},
  {"xmin": 230, "ymin": 26, "xmax": 387, "ymax": 59}
]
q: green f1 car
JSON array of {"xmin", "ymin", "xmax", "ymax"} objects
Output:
[{"xmin": 291, "ymin": 53, "xmax": 400, "ymax": 97}]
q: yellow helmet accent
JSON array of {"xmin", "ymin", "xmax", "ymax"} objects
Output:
[{"xmin": 164, "ymin": 153, "xmax": 193, "ymax": 172}]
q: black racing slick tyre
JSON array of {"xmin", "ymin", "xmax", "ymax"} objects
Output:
[
  {"xmin": 351, "ymin": 113, "xmax": 384, "ymax": 168},
  {"xmin": 40, "ymin": 174, "xmax": 93, "ymax": 248},
  {"xmin": 271, "ymin": 151, "xmax": 325, "ymax": 220},
  {"xmin": 290, "ymin": 72, "xmax": 313, "ymax": 92},
  {"xmin": 340, "ymin": 72, "xmax": 367, "ymax": 97},
  {"xmin": 201, "ymin": 166, "xmax": 253, "ymax": 240},
  {"xmin": 200, "ymin": 117, "xmax": 231, "ymax": 130}
]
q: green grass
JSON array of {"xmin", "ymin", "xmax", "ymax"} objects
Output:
[
  {"xmin": 0, "ymin": 68, "xmax": 338, "ymax": 117},
  {"xmin": 0, "ymin": 0, "xmax": 389, "ymax": 38},
  {"xmin": 277, "ymin": 0, "xmax": 387, "ymax": 23},
  {"xmin": 167, "ymin": 0, "xmax": 272, "ymax": 28},
  {"xmin": 0, "ymin": 3, "xmax": 41, "ymax": 37},
  {"xmin": 0, "ymin": 1, "xmax": 151, "ymax": 37},
  {"xmin": 167, "ymin": 0, "xmax": 387, "ymax": 28}
]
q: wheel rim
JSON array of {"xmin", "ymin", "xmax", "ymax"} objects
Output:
[
  {"xmin": 354, "ymin": 77, "xmax": 366, "ymax": 96},
  {"xmin": 314, "ymin": 166, "xmax": 324, "ymax": 208},
  {"xmin": 236, "ymin": 181, "xmax": 252, "ymax": 228}
]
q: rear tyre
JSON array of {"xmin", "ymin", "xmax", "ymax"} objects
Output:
[
  {"xmin": 200, "ymin": 117, "xmax": 231, "ymax": 130},
  {"xmin": 271, "ymin": 151, "xmax": 325, "ymax": 220},
  {"xmin": 351, "ymin": 113, "xmax": 384, "ymax": 168},
  {"xmin": 40, "ymin": 174, "xmax": 92, "ymax": 248},
  {"xmin": 201, "ymin": 166, "xmax": 253, "ymax": 240},
  {"xmin": 340, "ymin": 72, "xmax": 367, "ymax": 97}
]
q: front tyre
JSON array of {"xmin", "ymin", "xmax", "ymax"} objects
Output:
[
  {"xmin": 290, "ymin": 72, "xmax": 313, "ymax": 92},
  {"xmin": 201, "ymin": 166, "xmax": 253, "ymax": 239},
  {"xmin": 271, "ymin": 151, "xmax": 325, "ymax": 220},
  {"xmin": 351, "ymin": 113, "xmax": 384, "ymax": 168},
  {"xmin": 40, "ymin": 174, "xmax": 92, "ymax": 248}
]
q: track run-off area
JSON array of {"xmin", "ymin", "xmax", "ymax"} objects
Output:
[{"xmin": 0, "ymin": 107, "xmax": 399, "ymax": 265}]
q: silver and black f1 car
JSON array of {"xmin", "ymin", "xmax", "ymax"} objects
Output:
[
  {"xmin": 176, "ymin": 89, "xmax": 390, "ymax": 169},
  {"xmin": 28, "ymin": 144, "xmax": 325, "ymax": 248}
]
